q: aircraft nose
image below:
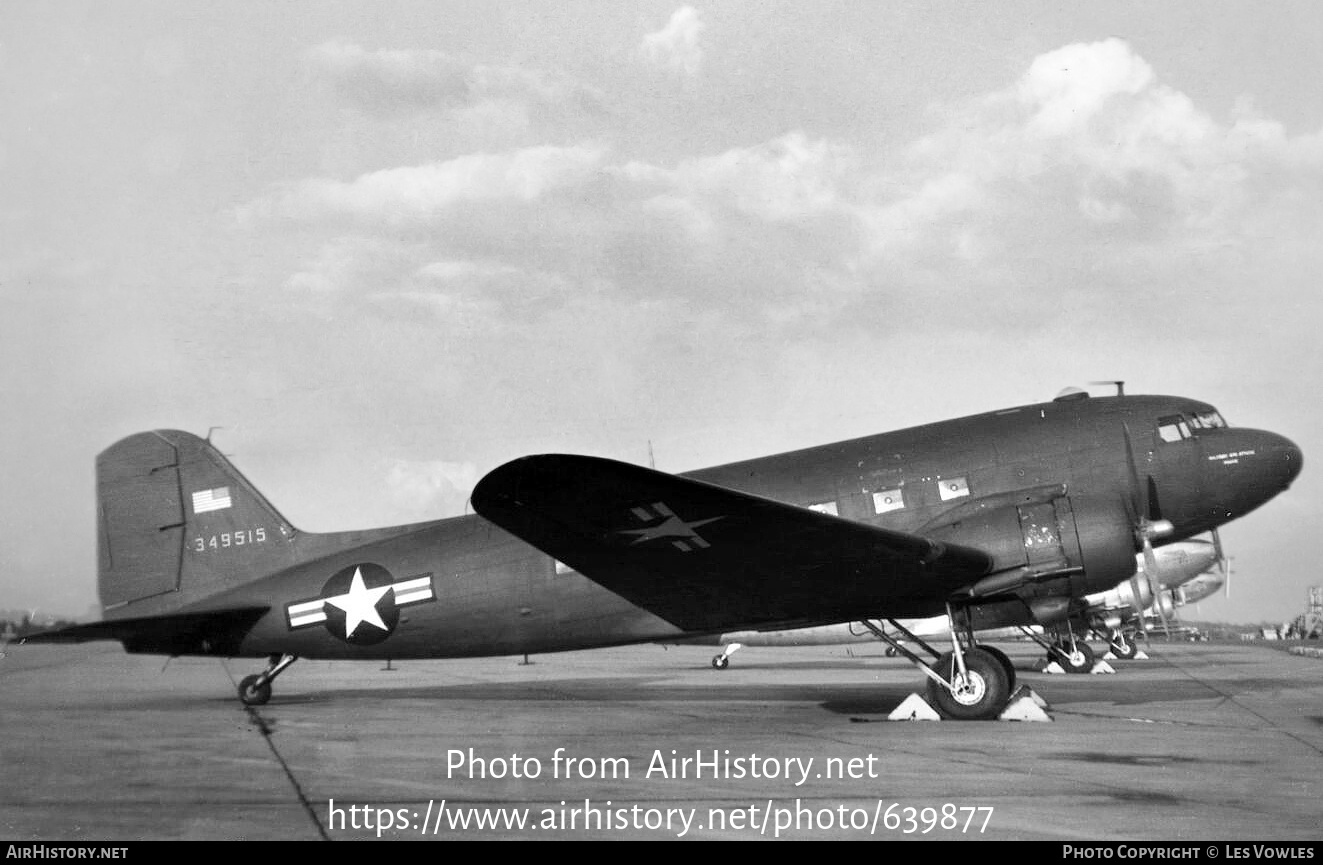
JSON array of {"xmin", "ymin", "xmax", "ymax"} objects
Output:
[
  {"xmin": 1276, "ymin": 434, "xmax": 1303, "ymax": 488},
  {"xmin": 1199, "ymin": 428, "xmax": 1301, "ymax": 522},
  {"xmin": 1253, "ymin": 430, "xmax": 1302, "ymax": 490}
]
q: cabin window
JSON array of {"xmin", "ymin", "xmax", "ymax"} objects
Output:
[
  {"xmin": 872, "ymin": 488, "xmax": 905, "ymax": 514},
  {"xmin": 808, "ymin": 501, "xmax": 839, "ymax": 516},
  {"xmin": 938, "ymin": 477, "xmax": 969, "ymax": 501},
  {"xmin": 1157, "ymin": 414, "xmax": 1192, "ymax": 443},
  {"xmin": 554, "ymin": 559, "xmax": 576, "ymax": 575}
]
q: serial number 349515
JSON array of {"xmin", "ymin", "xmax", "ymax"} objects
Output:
[{"xmin": 193, "ymin": 528, "xmax": 267, "ymax": 552}]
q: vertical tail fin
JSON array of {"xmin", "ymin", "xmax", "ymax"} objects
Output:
[{"xmin": 98, "ymin": 430, "xmax": 298, "ymax": 617}]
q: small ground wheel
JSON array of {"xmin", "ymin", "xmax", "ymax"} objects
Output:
[{"xmin": 238, "ymin": 674, "xmax": 272, "ymax": 706}]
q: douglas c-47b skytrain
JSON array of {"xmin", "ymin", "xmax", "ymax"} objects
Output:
[{"xmin": 28, "ymin": 386, "xmax": 1301, "ymax": 720}]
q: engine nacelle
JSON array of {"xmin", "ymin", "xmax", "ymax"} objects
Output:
[
  {"xmin": 922, "ymin": 488, "xmax": 1137, "ymax": 615},
  {"xmin": 1088, "ymin": 575, "xmax": 1155, "ymax": 613},
  {"xmin": 1067, "ymin": 495, "xmax": 1140, "ymax": 597}
]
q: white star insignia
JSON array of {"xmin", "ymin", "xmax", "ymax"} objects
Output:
[{"xmin": 324, "ymin": 567, "xmax": 392, "ymax": 638}]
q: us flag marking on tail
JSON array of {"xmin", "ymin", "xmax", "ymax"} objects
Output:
[{"xmin": 192, "ymin": 487, "xmax": 232, "ymax": 514}]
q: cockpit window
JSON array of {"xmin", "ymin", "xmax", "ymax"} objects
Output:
[
  {"xmin": 1187, "ymin": 410, "xmax": 1227, "ymax": 430},
  {"xmin": 1157, "ymin": 414, "xmax": 1192, "ymax": 443}
]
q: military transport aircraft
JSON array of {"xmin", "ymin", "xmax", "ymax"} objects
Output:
[{"xmin": 27, "ymin": 388, "xmax": 1300, "ymax": 720}]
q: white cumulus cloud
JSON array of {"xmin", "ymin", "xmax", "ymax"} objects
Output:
[
  {"xmin": 385, "ymin": 458, "xmax": 480, "ymax": 518},
  {"xmin": 639, "ymin": 7, "xmax": 705, "ymax": 76}
]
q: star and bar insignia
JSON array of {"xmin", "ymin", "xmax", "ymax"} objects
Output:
[
  {"xmin": 285, "ymin": 563, "xmax": 434, "ymax": 645},
  {"xmin": 616, "ymin": 501, "xmax": 724, "ymax": 552}
]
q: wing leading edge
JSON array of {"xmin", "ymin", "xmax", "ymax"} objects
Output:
[{"xmin": 471, "ymin": 455, "xmax": 993, "ymax": 632}]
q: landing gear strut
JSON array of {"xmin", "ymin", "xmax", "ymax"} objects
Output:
[
  {"xmin": 238, "ymin": 653, "xmax": 298, "ymax": 706},
  {"xmin": 860, "ymin": 611, "xmax": 1012, "ymax": 720}
]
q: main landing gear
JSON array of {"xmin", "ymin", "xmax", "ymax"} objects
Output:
[
  {"xmin": 238, "ymin": 653, "xmax": 298, "ymax": 706},
  {"xmin": 1107, "ymin": 628, "xmax": 1139, "ymax": 660},
  {"xmin": 1018, "ymin": 625, "xmax": 1096, "ymax": 674},
  {"xmin": 859, "ymin": 613, "xmax": 1013, "ymax": 721}
]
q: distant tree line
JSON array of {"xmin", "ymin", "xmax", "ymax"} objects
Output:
[{"xmin": 1, "ymin": 614, "xmax": 77, "ymax": 640}]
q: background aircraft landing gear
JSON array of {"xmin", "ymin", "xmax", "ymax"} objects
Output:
[
  {"xmin": 1109, "ymin": 630, "xmax": 1138, "ymax": 660},
  {"xmin": 925, "ymin": 648, "xmax": 1010, "ymax": 721},
  {"xmin": 238, "ymin": 653, "xmax": 298, "ymax": 706},
  {"xmin": 1050, "ymin": 640, "xmax": 1094, "ymax": 674}
]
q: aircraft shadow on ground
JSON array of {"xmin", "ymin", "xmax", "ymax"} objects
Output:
[{"xmin": 143, "ymin": 669, "xmax": 1310, "ymax": 716}]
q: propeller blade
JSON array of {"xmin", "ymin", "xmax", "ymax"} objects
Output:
[
  {"xmin": 1129, "ymin": 570, "xmax": 1150, "ymax": 632},
  {"xmin": 1146, "ymin": 475, "xmax": 1163, "ymax": 522},
  {"xmin": 1211, "ymin": 528, "xmax": 1230, "ymax": 598},
  {"xmin": 1122, "ymin": 422, "xmax": 1145, "ymax": 523},
  {"xmin": 1143, "ymin": 537, "xmax": 1172, "ymax": 637}
]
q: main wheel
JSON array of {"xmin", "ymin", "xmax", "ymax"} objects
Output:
[
  {"xmin": 238, "ymin": 674, "xmax": 272, "ymax": 706},
  {"xmin": 1054, "ymin": 640, "xmax": 1095, "ymax": 674},
  {"xmin": 1110, "ymin": 632, "xmax": 1138, "ymax": 660},
  {"xmin": 925, "ymin": 648, "xmax": 1010, "ymax": 721},
  {"xmin": 711, "ymin": 654, "xmax": 729, "ymax": 670},
  {"xmin": 978, "ymin": 644, "xmax": 1017, "ymax": 694}
]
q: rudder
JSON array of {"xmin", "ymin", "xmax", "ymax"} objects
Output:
[{"xmin": 98, "ymin": 430, "xmax": 298, "ymax": 617}]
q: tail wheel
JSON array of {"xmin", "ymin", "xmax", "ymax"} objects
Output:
[
  {"xmin": 925, "ymin": 648, "xmax": 1010, "ymax": 721},
  {"xmin": 711, "ymin": 654, "xmax": 729, "ymax": 670},
  {"xmin": 238, "ymin": 674, "xmax": 272, "ymax": 706}
]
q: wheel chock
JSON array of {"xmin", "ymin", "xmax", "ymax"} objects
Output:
[
  {"xmin": 1089, "ymin": 660, "xmax": 1116, "ymax": 674},
  {"xmin": 1102, "ymin": 650, "xmax": 1117, "ymax": 660},
  {"xmin": 1040, "ymin": 660, "xmax": 1067, "ymax": 674},
  {"xmin": 1133, "ymin": 650, "xmax": 1150, "ymax": 659},
  {"xmin": 1021, "ymin": 686, "xmax": 1049, "ymax": 709},
  {"xmin": 999, "ymin": 686, "xmax": 1053, "ymax": 722},
  {"xmin": 888, "ymin": 693, "xmax": 942, "ymax": 721}
]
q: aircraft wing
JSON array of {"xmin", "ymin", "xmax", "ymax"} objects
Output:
[
  {"xmin": 471, "ymin": 455, "xmax": 993, "ymax": 632},
  {"xmin": 21, "ymin": 606, "xmax": 269, "ymax": 655}
]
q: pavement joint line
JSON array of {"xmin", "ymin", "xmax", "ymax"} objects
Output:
[{"xmin": 222, "ymin": 660, "xmax": 332, "ymax": 841}]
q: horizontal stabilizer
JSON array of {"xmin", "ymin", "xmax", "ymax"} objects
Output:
[
  {"xmin": 472, "ymin": 454, "xmax": 993, "ymax": 631},
  {"xmin": 22, "ymin": 606, "xmax": 269, "ymax": 656}
]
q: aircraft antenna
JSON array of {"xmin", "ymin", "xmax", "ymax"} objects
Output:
[
  {"xmin": 648, "ymin": 440, "xmax": 656, "ymax": 470},
  {"xmin": 206, "ymin": 426, "xmax": 225, "ymax": 443}
]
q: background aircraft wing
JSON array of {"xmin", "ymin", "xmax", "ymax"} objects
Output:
[{"xmin": 472, "ymin": 455, "xmax": 993, "ymax": 631}]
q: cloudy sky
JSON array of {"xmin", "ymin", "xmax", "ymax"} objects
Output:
[{"xmin": 3, "ymin": 2, "xmax": 1321, "ymax": 625}]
